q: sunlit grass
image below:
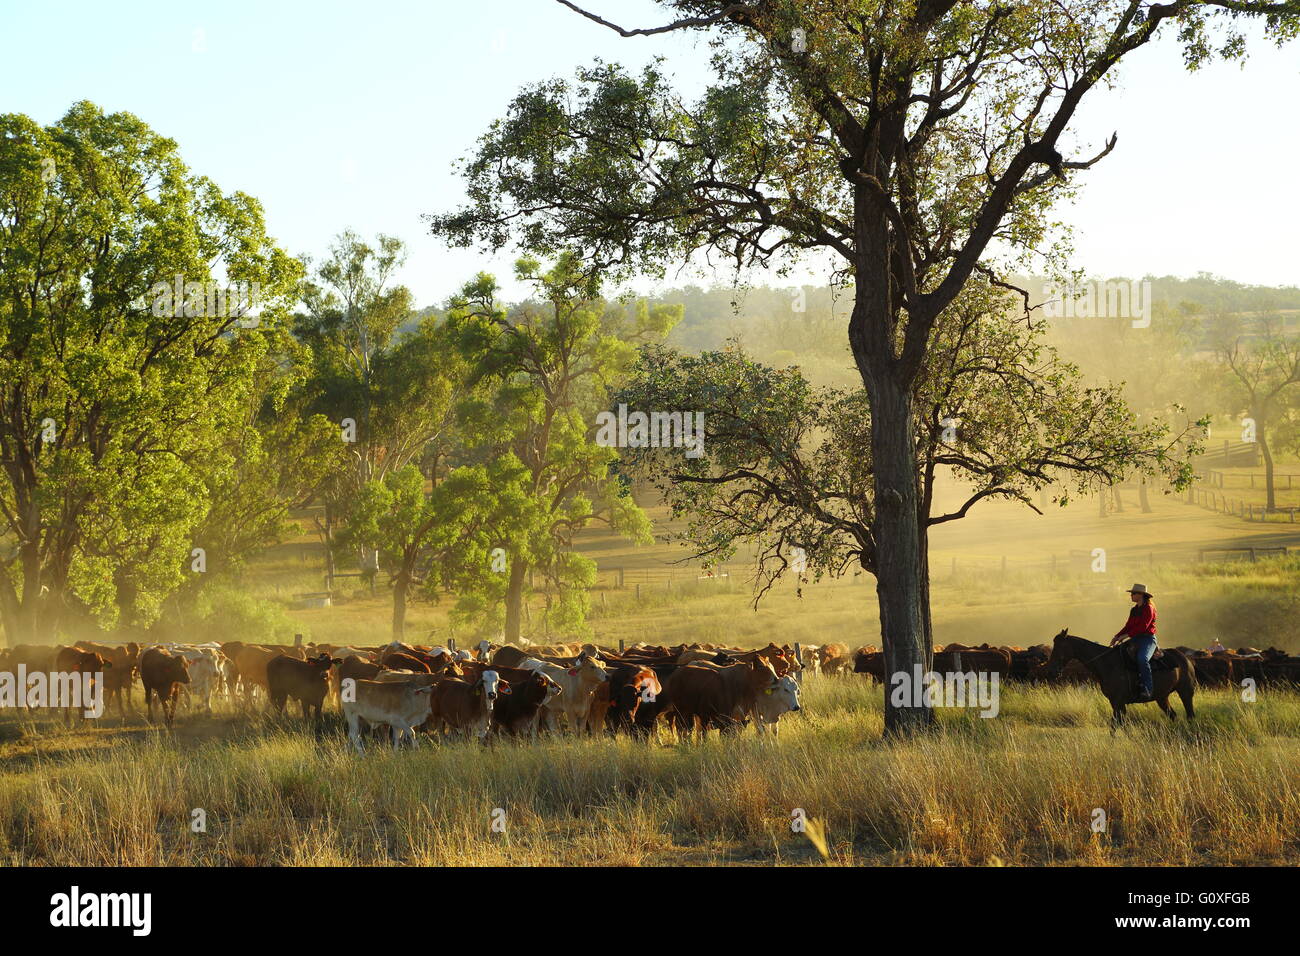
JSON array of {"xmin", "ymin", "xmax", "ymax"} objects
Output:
[{"xmin": 1, "ymin": 677, "xmax": 1297, "ymax": 866}]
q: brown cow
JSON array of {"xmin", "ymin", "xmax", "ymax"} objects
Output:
[
  {"xmin": 853, "ymin": 648, "xmax": 886, "ymax": 681},
  {"xmin": 428, "ymin": 669, "xmax": 508, "ymax": 740},
  {"xmin": 817, "ymin": 643, "xmax": 851, "ymax": 675},
  {"xmin": 53, "ymin": 646, "xmax": 112, "ymax": 727},
  {"xmin": 663, "ymin": 658, "xmax": 778, "ymax": 740},
  {"xmin": 231, "ymin": 645, "xmax": 303, "ymax": 703},
  {"xmin": 140, "ymin": 647, "xmax": 191, "ymax": 727},
  {"xmin": 75, "ymin": 641, "xmax": 139, "ymax": 717},
  {"xmin": 379, "ymin": 651, "xmax": 432, "ymax": 673},
  {"xmin": 267, "ymin": 653, "xmax": 340, "ymax": 725},
  {"xmin": 490, "ymin": 670, "xmax": 563, "ymax": 737}
]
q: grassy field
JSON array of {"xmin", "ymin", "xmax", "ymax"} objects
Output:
[
  {"xmin": 5, "ymin": 473, "xmax": 1300, "ymax": 867},
  {"xmin": 1, "ymin": 678, "xmax": 1298, "ymax": 866}
]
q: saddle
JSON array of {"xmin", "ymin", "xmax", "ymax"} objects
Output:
[{"xmin": 1121, "ymin": 640, "xmax": 1175, "ymax": 671}]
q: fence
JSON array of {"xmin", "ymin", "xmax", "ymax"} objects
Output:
[
  {"xmin": 1185, "ymin": 484, "xmax": 1299, "ymax": 522},
  {"xmin": 590, "ymin": 546, "xmax": 1266, "ymax": 598},
  {"xmin": 1202, "ymin": 469, "xmax": 1300, "ymax": 490},
  {"xmin": 1195, "ymin": 440, "xmax": 1261, "ymax": 468}
]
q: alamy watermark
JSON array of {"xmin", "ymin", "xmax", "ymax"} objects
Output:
[
  {"xmin": 889, "ymin": 666, "xmax": 1000, "ymax": 717},
  {"xmin": 0, "ymin": 667, "xmax": 105, "ymax": 718},
  {"xmin": 146, "ymin": 274, "xmax": 262, "ymax": 327},
  {"xmin": 595, "ymin": 404, "xmax": 705, "ymax": 458},
  {"xmin": 1042, "ymin": 279, "xmax": 1151, "ymax": 329}
]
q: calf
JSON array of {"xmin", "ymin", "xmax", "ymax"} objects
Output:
[
  {"xmin": 491, "ymin": 670, "xmax": 563, "ymax": 738},
  {"xmin": 429, "ymin": 670, "xmax": 506, "ymax": 740},
  {"xmin": 267, "ymin": 653, "xmax": 340, "ymax": 725},
  {"xmin": 140, "ymin": 647, "xmax": 191, "ymax": 728},
  {"xmin": 342, "ymin": 680, "xmax": 434, "ymax": 753}
]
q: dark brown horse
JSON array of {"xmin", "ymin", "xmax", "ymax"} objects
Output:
[{"xmin": 1045, "ymin": 628, "xmax": 1195, "ymax": 729}]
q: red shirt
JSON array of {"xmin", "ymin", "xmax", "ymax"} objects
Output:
[{"xmin": 1117, "ymin": 601, "xmax": 1157, "ymax": 638}]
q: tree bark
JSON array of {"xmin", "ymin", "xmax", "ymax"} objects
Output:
[
  {"xmin": 1260, "ymin": 417, "xmax": 1276, "ymax": 511},
  {"xmin": 863, "ymin": 368, "xmax": 935, "ymax": 735},
  {"xmin": 504, "ymin": 558, "xmax": 527, "ymax": 644}
]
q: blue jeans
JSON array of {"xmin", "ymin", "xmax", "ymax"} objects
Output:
[{"xmin": 1132, "ymin": 635, "xmax": 1157, "ymax": 696}]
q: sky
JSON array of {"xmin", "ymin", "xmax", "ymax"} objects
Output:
[{"xmin": 3, "ymin": 0, "xmax": 1298, "ymax": 307}]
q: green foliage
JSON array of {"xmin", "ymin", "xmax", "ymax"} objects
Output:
[
  {"xmin": 0, "ymin": 101, "xmax": 302, "ymax": 640},
  {"xmin": 441, "ymin": 253, "xmax": 675, "ymax": 638},
  {"xmin": 619, "ymin": 280, "xmax": 1202, "ymax": 600}
]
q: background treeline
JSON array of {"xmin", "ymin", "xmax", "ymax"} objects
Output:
[{"xmin": 3, "ymin": 103, "xmax": 1299, "ymax": 652}]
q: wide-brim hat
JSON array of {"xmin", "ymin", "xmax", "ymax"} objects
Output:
[{"xmin": 1128, "ymin": 582, "xmax": 1154, "ymax": 598}]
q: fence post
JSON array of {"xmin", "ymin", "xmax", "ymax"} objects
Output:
[
  {"xmin": 636, "ymin": 583, "xmax": 641, "ymax": 601},
  {"xmin": 618, "ymin": 567, "xmax": 625, "ymax": 589},
  {"xmin": 448, "ymin": 637, "xmax": 456, "ymax": 653},
  {"xmin": 619, "ymin": 639, "xmax": 625, "ymax": 654},
  {"xmin": 294, "ymin": 633, "xmax": 302, "ymax": 647}
]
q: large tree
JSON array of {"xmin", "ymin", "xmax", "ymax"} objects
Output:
[
  {"xmin": 0, "ymin": 102, "xmax": 301, "ymax": 643},
  {"xmin": 619, "ymin": 280, "xmax": 1198, "ymax": 643},
  {"xmin": 446, "ymin": 254, "xmax": 678, "ymax": 641},
  {"xmin": 429, "ymin": 0, "xmax": 1299, "ymax": 733}
]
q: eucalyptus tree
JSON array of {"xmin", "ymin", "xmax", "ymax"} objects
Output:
[
  {"xmin": 430, "ymin": 0, "xmax": 1298, "ymax": 732},
  {"xmin": 0, "ymin": 101, "xmax": 302, "ymax": 641},
  {"xmin": 446, "ymin": 254, "xmax": 679, "ymax": 641},
  {"xmin": 619, "ymin": 280, "xmax": 1200, "ymax": 647}
]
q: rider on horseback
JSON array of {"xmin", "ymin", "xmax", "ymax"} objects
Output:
[{"xmin": 1111, "ymin": 583, "xmax": 1157, "ymax": 701}]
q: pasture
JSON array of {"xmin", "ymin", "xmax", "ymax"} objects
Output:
[
  {"xmin": 3, "ymin": 487, "xmax": 1299, "ymax": 867},
  {"xmin": 1, "ymin": 667, "xmax": 1298, "ymax": 866}
]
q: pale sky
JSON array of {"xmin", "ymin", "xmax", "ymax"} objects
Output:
[{"xmin": 3, "ymin": 0, "xmax": 1297, "ymax": 306}]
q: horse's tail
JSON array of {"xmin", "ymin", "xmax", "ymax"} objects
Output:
[{"xmin": 1166, "ymin": 647, "xmax": 1197, "ymax": 717}]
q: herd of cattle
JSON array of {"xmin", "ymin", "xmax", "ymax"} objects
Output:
[
  {"xmin": 1, "ymin": 637, "xmax": 1296, "ymax": 749},
  {"xmin": 0, "ymin": 638, "xmax": 816, "ymax": 749}
]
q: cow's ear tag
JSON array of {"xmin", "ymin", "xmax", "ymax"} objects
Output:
[
  {"xmin": 474, "ymin": 686, "xmax": 481, "ymax": 696},
  {"xmin": 568, "ymin": 668, "xmax": 578, "ymax": 676},
  {"xmin": 765, "ymin": 688, "xmax": 774, "ymax": 695}
]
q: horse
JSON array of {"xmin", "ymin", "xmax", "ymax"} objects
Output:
[{"xmin": 1044, "ymin": 628, "xmax": 1195, "ymax": 730}]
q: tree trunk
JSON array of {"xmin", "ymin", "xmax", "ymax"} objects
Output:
[
  {"xmin": 1138, "ymin": 479, "xmax": 1151, "ymax": 513},
  {"xmin": 1260, "ymin": 421, "xmax": 1276, "ymax": 511},
  {"xmin": 321, "ymin": 503, "xmax": 337, "ymax": 590},
  {"xmin": 866, "ymin": 374, "xmax": 935, "ymax": 736},
  {"xmin": 504, "ymin": 559, "xmax": 527, "ymax": 644}
]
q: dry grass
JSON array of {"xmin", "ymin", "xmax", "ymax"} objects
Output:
[{"xmin": 1, "ymin": 678, "xmax": 1297, "ymax": 866}]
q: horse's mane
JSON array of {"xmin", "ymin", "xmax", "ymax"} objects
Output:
[{"xmin": 1054, "ymin": 628, "xmax": 1110, "ymax": 652}]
